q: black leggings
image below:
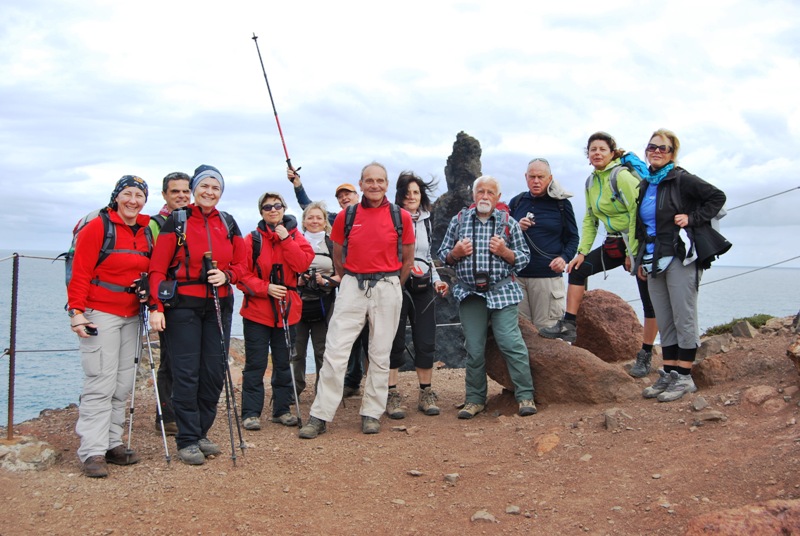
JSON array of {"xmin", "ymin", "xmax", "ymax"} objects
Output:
[{"xmin": 567, "ymin": 245, "xmax": 655, "ymax": 319}]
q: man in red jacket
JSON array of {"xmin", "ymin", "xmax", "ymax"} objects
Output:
[{"xmin": 299, "ymin": 162, "xmax": 415, "ymax": 438}]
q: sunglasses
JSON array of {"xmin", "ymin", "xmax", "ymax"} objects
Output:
[
  {"xmin": 261, "ymin": 203, "xmax": 284, "ymax": 212},
  {"xmin": 646, "ymin": 144, "xmax": 673, "ymax": 154}
]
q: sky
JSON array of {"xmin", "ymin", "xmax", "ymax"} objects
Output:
[{"xmin": 1, "ymin": 0, "xmax": 798, "ymax": 268}]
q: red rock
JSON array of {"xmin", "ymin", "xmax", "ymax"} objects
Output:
[{"xmin": 685, "ymin": 499, "xmax": 800, "ymax": 535}]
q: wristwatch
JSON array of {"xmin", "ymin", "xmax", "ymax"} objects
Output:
[{"xmin": 68, "ymin": 308, "xmax": 83, "ymax": 318}]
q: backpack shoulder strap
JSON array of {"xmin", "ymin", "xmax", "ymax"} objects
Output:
[
  {"xmin": 218, "ymin": 211, "xmax": 237, "ymax": 241},
  {"xmin": 250, "ymin": 229, "xmax": 263, "ymax": 279},
  {"xmin": 609, "ymin": 166, "xmax": 624, "ymax": 205},
  {"xmin": 151, "ymin": 214, "xmax": 167, "ymax": 229},
  {"xmin": 342, "ymin": 204, "xmax": 358, "ymax": 265},
  {"xmin": 95, "ymin": 210, "xmax": 116, "ymax": 267},
  {"xmin": 389, "ymin": 203, "xmax": 403, "ymax": 261},
  {"xmin": 508, "ymin": 192, "xmax": 524, "ymax": 215}
]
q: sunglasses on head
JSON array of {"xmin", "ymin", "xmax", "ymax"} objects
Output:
[
  {"xmin": 646, "ymin": 144, "xmax": 673, "ymax": 154},
  {"xmin": 261, "ymin": 203, "xmax": 284, "ymax": 212}
]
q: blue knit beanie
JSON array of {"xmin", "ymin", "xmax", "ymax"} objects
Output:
[{"xmin": 191, "ymin": 165, "xmax": 225, "ymax": 195}]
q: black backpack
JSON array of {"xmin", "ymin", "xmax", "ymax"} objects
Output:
[{"xmin": 341, "ymin": 203, "xmax": 404, "ymax": 265}]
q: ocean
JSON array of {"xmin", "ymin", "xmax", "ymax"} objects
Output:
[{"xmin": 1, "ymin": 249, "xmax": 798, "ymax": 424}]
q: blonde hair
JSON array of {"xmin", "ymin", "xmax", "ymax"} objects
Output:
[
  {"xmin": 649, "ymin": 128, "xmax": 681, "ymax": 162},
  {"xmin": 302, "ymin": 202, "xmax": 332, "ymax": 234}
]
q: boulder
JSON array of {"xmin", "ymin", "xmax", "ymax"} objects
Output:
[
  {"xmin": 787, "ymin": 337, "xmax": 800, "ymax": 376},
  {"xmin": 0, "ymin": 436, "xmax": 58, "ymax": 471},
  {"xmin": 574, "ymin": 289, "xmax": 641, "ymax": 363},
  {"xmin": 695, "ymin": 333, "xmax": 734, "ymax": 362},
  {"xmin": 685, "ymin": 499, "xmax": 800, "ymax": 535},
  {"xmin": 485, "ymin": 315, "xmax": 640, "ymax": 404},
  {"xmin": 731, "ymin": 320, "xmax": 758, "ymax": 338}
]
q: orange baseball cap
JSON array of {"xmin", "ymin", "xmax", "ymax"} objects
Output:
[{"xmin": 335, "ymin": 183, "xmax": 357, "ymax": 196}]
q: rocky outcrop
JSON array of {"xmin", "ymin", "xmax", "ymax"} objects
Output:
[
  {"xmin": 573, "ymin": 289, "xmax": 641, "ymax": 363},
  {"xmin": 684, "ymin": 499, "xmax": 800, "ymax": 535},
  {"xmin": 0, "ymin": 436, "xmax": 58, "ymax": 471},
  {"xmin": 485, "ymin": 314, "xmax": 640, "ymax": 404}
]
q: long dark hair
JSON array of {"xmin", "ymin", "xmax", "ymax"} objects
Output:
[{"xmin": 395, "ymin": 171, "xmax": 437, "ymax": 212}]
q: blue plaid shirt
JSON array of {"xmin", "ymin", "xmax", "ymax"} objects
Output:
[{"xmin": 438, "ymin": 207, "xmax": 530, "ymax": 309}]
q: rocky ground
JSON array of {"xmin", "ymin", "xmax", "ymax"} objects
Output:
[{"xmin": 2, "ymin": 320, "xmax": 800, "ymax": 535}]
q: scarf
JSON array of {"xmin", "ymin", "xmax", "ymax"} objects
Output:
[
  {"xmin": 645, "ymin": 163, "xmax": 674, "ymax": 185},
  {"xmin": 304, "ymin": 230, "xmax": 326, "ymax": 250}
]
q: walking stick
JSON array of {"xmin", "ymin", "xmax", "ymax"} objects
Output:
[
  {"xmin": 278, "ymin": 298, "xmax": 304, "ymax": 431},
  {"xmin": 251, "ymin": 33, "xmax": 300, "ymax": 173},
  {"xmin": 203, "ymin": 253, "xmax": 246, "ymax": 464},
  {"xmin": 124, "ymin": 309, "xmax": 142, "ymax": 464},
  {"xmin": 140, "ymin": 303, "xmax": 171, "ymax": 464}
]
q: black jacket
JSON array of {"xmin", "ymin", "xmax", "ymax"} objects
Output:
[{"xmin": 634, "ymin": 167, "xmax": 726, "ymax": 270}]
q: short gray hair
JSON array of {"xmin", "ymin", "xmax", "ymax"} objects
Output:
[
  {"xmin": 360, "ymin": 161, "xmax": 388, "ymax": 180},
  {"xmin": 472, "ymin": 175, "xmax": 501, "ymax": 195},
  {"xmin": 527, "ymin": 158, "xmax": 551, "ymax": 174}
]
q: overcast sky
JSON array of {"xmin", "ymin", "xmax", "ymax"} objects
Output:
[{"xmin": 1, "ymin": 0, "xmax": 798, "ymax": 268}]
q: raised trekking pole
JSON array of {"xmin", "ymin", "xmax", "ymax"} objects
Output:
[
  {"xmin": 278, "ymin": 298, "xmax": 304, "ymax": 431},
  {"xmin": 203, "ymin": 253, "xmax": 246, "ymax": 464},
  {"xmin": 136, "ymin": 273, "xmax": 171, "ymax": 464},
  {"xmin": 251, "ymin": 33, "xmax": 300, "ymax": 173}
]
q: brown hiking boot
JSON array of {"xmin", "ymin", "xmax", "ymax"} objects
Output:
[
  {"xmin": 83, "ymin": 455, "xmax": 109, "ymax": 478},
  {"xmin": 361, "ymin": 416, "xmax": 381, "ymax": 434},
  {"xmin": 386, "ymin": 389, "xmax": 406, "ymax": 419},
  {"xmin": 418, "ymin": 387, "xmax": 440, "ymax": 416},
  {"xmin": 105, "ymin": 445, "xmax": 140, "ymax": 465},
  {"xmin": 298, "ymin": 416, "xmax": 327, "ymax": 439},
  {"xmin": 155, "ymin": 420, "xmax": 178, "ymax": 436},
  {"xmin": 457, "ymin": 402, "xmax": 485, "ymax": 420}
]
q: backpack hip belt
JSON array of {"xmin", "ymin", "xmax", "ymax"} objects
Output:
[
  {"xmin": 344, "ymin": 269, "xmax": 400, "ymax": 291},
  {"xmin": 90, "ymin": 278, "xmax": 137, "ymax": 294}
]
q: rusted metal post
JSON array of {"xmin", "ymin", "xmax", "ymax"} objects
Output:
[{"xmin": 6, "ymin": 253, "xmax": 19, "ymax": 439}]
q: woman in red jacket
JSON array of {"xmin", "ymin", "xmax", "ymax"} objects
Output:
[
  {"xmin": 148, "ymin": 165, "xmax": 247, "ymax": 465},
  {"xmin": 67, "ymin": 175, "xmax": 151, "ymax": 478},
  {"xmin": 237, "ymin": 192, "xmax": 314, "ymax": 430}
]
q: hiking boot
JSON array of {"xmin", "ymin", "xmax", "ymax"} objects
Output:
[
  {"xmin": 198, "ymin": 438, "xmax": 221, "ymax": 457},
  {"xmin": 629, "ymin": 349, "xmax": 653, "ymax": 378},
  {"xmin": 657, "ymin": 372, "xmax": 698, "ymax": 402},
  {"xmin": 83, "ymin": 455, "xmax": 108, "ymax": 478},
  {"xmin": 642, "ymin": 369, "xmax": 673, "ymax": 399},
  {"xmin": 457, "ymin": 402, "xmax": 485, "ymax": 419},
  {"xmin": 177, "ymin": 444, "xmax": 205, "ymax": 465},
  {"xmin": 343, "ymin": 385, "xmax": 361, "ymax": 398},
  {"xmin": 362, "ymin": 416, "xmax": 381, "ymax": 434},
  {"xmin": 298, "ymin": 416, "xmax": 327, "ymax": 439},
  {"xmin": 538, "ymin": 319, "xmax": 577, "ymax": 343},
  {"xmin": 156, "ymin": 420, "xmax": 178, "ymax": 436},
  {"xmin": 271, "ymin": 413, "xmax": 299, "ymax": 427},
  {"xmin": 243, "ymin": 416, "xmax": 262, "ymax": 430},
  {"xmin": 418, "ymin": 387, "xmax": 440, "ymax": 416},
  {"xmin": 518, "ymin": 399, "xmax": 537, "ymax": 417},
  {"xmin": 386, "ymin": 389, "xmax": 406, "ymax": 419},
  {"xmin": 105, "ymin": 445, "xmax": 140, "ymax": 466}
]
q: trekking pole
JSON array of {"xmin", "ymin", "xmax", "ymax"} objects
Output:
[
  {"xmin": 278, "ymin": 298, "xmax": 304, "ymax": 431},
  {"xmin": 251, "ymin": 33, "xmax": 300, "ymax": 173},
  {"xmin": 139, "ymin": 303, "xmax": 171, "ymax": 464},
  {"xmin": 203, "ymin": 253, "xmax": 246, "ymax": 464},
  {"xmin": 124, "ymin": 297, "xmax": 143, "ymax": 464}
]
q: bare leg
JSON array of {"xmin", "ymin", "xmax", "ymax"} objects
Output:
[{"xmin": 643, "ymin": 317, "xmax": 658, "ymax": 346}]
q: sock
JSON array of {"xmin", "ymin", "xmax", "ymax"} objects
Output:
[
  {"xmin": 388, "ymin": 385, "xmax": 397, "ymax": 391},
  {"xmin": 675, "ymin": 366, "xmax": 692, "ymax": 376},
  {"xmin": 419, "ymin": 383, "xmax": 431, "ymax": 390},
  {"xmin": 564, "ymin": 312, "xmax": 577, "ymax": 322},
  {"xmin": 664, "ymin": 365, "xmax": 677, "ymax": 374},
  {"xmin": 642, "ymin": 343, "xmax": 653, "ymax": 353}
]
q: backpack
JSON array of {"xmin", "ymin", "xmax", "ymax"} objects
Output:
[
  {"xmin": 60, "ymin": 207, "xmax": 153, "ymax": 287},
  {"xmin": 251, "ymin": 230, "xmax": 334, "ymax": 280},
  {"xmin": 341, "ymin": 203, "xmax": 403, "ymax": 265},
  {"xmin": 584, "ymin": 153, "xmax": 648, "ymax": 207},
  {"xmin": 455, "ymin": 204, "xmax": 511, "ymax": 241},
  {"xmin": 168, "ymin": 206, "xmax": 237, "ymax": 280}
]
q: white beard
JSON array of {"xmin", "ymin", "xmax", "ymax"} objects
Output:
[{"xmin": 476, "ymin": 200, "xmax": 493, "ymax": 214}]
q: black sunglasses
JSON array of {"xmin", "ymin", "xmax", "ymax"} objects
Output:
[
  {"xmin": 646, "ymin": 144, "xmax": 673, "ymax": 154},
  {"xmin": 261, "ymin": 203, "xmax": 284, "ymax": 212}
]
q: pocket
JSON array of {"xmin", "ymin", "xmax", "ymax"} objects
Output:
[
  {"xmin": 80, "ymin": 338, "xmax": 103, "ymax": 377},
  {"xmin": 548, "ymin": 286, "xmax": 566, "ymax": 321},
  {"xmin": 603, "ymin": 237, "xmax": 625, "ymax": 259}
]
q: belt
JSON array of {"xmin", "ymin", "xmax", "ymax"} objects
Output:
[
  {"xmin": 344, "ymin": 270, "xmax": 400, "ymax": 290},
  {"xmin": 90, "ymin": 278, "xmax": 136, "ymax": 294}
]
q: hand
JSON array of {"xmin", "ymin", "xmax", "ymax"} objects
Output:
[
  {"xmin": 518, "ymin": 217, "xmax": 534, "ymax": 231},
  {"xmin": 452, "ymin": 238, "xmax": 473, "ymax": 259},
  {"xmin": 566, "ymin": 253, "xmax": 585, "ymax": 273},
  {"xmin": 315, "ymin": 273, "xmax": 327, "ymax": 286},
  {"xmin": 297, "ymin": 273, "xmax": 309, "ymax": 286},
  {"xmin": 488, "ymin": 235, "xmax": 507, "ymax": 256},
  {"xmin": 674, "ymin": 213, "xmax": 689, "ymax": 228},
  {"xmin": 549, "ymin": 256, "xmax": 566, "ymax": 273},
  {"xmin": 274, "ymin": 224, "xmax": 289, "ymax": 240},
  {"xmin": 287, "ymin": 168, "xmax": 301, "ymax": 187},
  {"xmin": 636, "ymin": 265, "xmax": 648, "ymax": 281},
  {"xmin": 624, "ymin": 255, "xmax": 632, "ymax": 273},
  {"xmin": 70, "ymin": 313, "xmax": 97, "ymax": 339},
  {"xmin": 434, "ymin": 280, "xmax": 449, "ymax": 297},
  {"xmin": 268, "ymin": 284, "xmax": 287, "ymax": 299},
  {"xmin": 149, "ymin": 311, "xmax": 166, "ymax": 332},
  {"xmin": 207, "ymin": 268, "xmax": 228, "ymax": 287}
]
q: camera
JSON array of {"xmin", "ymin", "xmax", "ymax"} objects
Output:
[
  {"xmin": 474, "ymin": 271, "xmax": 491, "ymax": 292},
  {"xmin": 526, "ymin": 212, "xmax": 535, "ymax": 223},
  {"xmin": 304, "ymin": 268, "xmax": 320, "ymax": 292},
  {"xmin": 84, "ymin": 326, "xmax": 98, "ymax": 336}
]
